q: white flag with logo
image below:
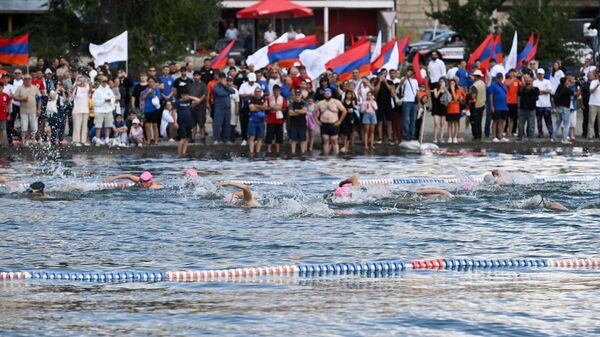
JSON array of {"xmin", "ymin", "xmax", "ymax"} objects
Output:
[
  {"xmin": 246, "ymin": 33, "xmax": 288, "ymax": 69},
  {"xmin": 89, "ymin": 31, "xmax": 128, "ymax": 65},
  {"xmin": 504, "ymin": 31, "xmax": 518, "ymax": 72},
  {"xmin": 299, "ymin": 34, "xmax": 345, "ymax": 80}
]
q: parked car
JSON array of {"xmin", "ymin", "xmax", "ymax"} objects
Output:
[
  {"xmin": 409, "ymin": 29, "xmax": 465, "ymax": 61},
  {"xmin": 214, "ymin": 38, "xmax": 247, "ymax": 63}
]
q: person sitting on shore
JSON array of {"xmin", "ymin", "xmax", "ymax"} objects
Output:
[
  {"xmin": 336, "ymin": 175, "xmax": 452, "ymax": 199},
  {"xmin": 216, "ymin": 181, "xmax": 260, "ymax": 207},
  {"xmin": 104, "ymin": 171, "xmax": 164, "ymax": 189}
]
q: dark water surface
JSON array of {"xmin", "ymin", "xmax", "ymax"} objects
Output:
[{"xmin": 1, "ymin": 150, "xmax": 599, "ymax": 336}]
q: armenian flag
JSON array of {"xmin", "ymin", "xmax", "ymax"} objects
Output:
[
  {"xmin": 0, "ymin": 34, "xmax": 29, "ymax": 65},
  {"xmin": 493, "ymin": 34, "xmax": 503, "ymax": 64},
  {"xmin": 267, "ymin": 35, "xmax": 317, "ymax": 68},
  {"xmin": 397, "ymin": 36, "xmax": 410, "ymax": 64},
  {"xmin": 517, "ymin": 33, "xmax": 535, "ymax": 65},
  {"xmin": 467, "ymin": 34, "xmax": 494, "ymax": 71},
  {"xmin": 326, "ymin": 42, "xmax": 371, "ymax": 81},
  {"xmin": 211, "ymin": 39, "xmax": 236, "ymax": 69}
]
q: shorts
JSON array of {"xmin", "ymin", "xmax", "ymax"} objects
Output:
[
  {"xmin": 362, "ymin": 113, "xmax": 377, "ymax": 125},
  {"xmin": 20, "ymin": 113, "xmax": 38, "ymax": 132},
  {"xmin": 446, "ymin": 113, "xmax": 461, "ymax": 122},
  {"xmin": 266, "ymin": 123, "xmax": 283, "ymax": 144},
  {"xmin": 320, "ymin": 122, "xmax": 339, "ymax": 136},
  {"xmin": 247, "ymin": 121, "xmax": 265, "ymax": 139},
  {"xmin": 508, "ymin": 104, "xmax": 518, "ymax": 119},
  {"xmin": 290, "ymin": 125, "xmax": 307, "ymax": 141},
  {"xmin": 191, "ymin": 107, "xmax": 206, "ymax": 128},
  {"xmin": 492, "ymin": 110, "xmax": 508, "ymax": 121},
  {"xmin": 177, "ymin": 119, "xmax": 192, "ymax": 140},
  {"xmin": 376, "ymin": 107, "xmax": 392, "ymax": 123},
  {"xmin": 145, "ymin": 110, "xmax": 161, "ymax": 124},
  {"xmin": 94, "ymin": 113, "xmax": 114, "ymax": 128}
]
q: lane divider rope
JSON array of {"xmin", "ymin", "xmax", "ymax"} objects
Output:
[{"xmin": 1, "ymin": 258, "xmax": 598, "ymax": 283}]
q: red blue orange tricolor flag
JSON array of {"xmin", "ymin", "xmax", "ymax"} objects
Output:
[{"xmin": 0, "ymin": 34, "xmax": 29, "ymax": 65}]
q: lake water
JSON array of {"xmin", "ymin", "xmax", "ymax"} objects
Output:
[{"xmin": 1, "ymin": 148, "xmax": 599, "ymax": 336}]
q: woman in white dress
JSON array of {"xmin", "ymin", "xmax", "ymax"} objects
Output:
[{"xmin": 71, "ymin": 75, "xmax": 92, "ymax": 145}]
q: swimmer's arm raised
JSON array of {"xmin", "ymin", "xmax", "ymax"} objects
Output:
[
  {"xmin": 339, "ymin": 176, "xmax": 360, "ymax": 187},
  {"xmin": 104, "ymin": 174, "xmax": 139, "ymax": 183},
  {"xmin": 217, "ymin": 182, "xmax": 254, "ymax": 202}
]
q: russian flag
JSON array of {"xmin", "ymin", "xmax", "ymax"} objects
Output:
[
  {"xmin": 493, "ymin": 34, "xmax": 503, "ymax": 64},
  {"xmin": 326, "ymin": 42, "xmax": 371, "ymax": 81},
  {"xmin": 371, "ymin": 38, "xmax": 397, "ymax": 73},
  {"xmin": 397, "ymin": 35, "xmax": 410, "ymax": 64},
  {"xmin": 268, "ymin": 35, "xmax": 317, "ymax": 68},
  {"xmin": 211, "ymin": 39, "xmax": 236, "ymax": 69},
  {"xmin": 467, "ymin": 34, "xmax": 493, "ymax": 71},
  {"xmin": 517, "ymin": 33, "xmax": 535, "ymax": 65},
  {"xmin": 0, "ymin": 34, "xmax": 29, "ymax": 65}
]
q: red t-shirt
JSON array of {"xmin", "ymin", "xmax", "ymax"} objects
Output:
[
  {"xmin": 0, "ymin": 92, "xmax": 11, "ymax": 121},
  {"xmin": 504, "ymin": 78, "xmax": 521, "ymax": 105},
  {"xmin": 291, "ymin": 76, "xmax": 302, "ymax": 90},
  {"xmin": 265, "ymin": 95, "xmax": 287, "ymax": 124},
  {"xmin": 32, "ymin": 79, "xmax": 46, "ymax": 93}
]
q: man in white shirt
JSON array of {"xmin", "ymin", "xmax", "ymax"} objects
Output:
[
  {"xmin": 401, "ymin": 67, "xmax": 420, "ymax": 141},
  {"xmin": 225, "ymin": 22, "xmax": 239, "ymax": 40},
  {"xmin": 264, "ymin": 25, "xmax": 277, "ymax": 45},
  {"xmin": 581, "ymin": 58, "xmax": 593, "ymax": 81},
  {"xmin": 489, "ymin": 59, "xmax": 506, "ymax": 82},
  {"xmin": 532, "ymin": 68, "xmax": 553, "ymax": 138},
  {"xmin": 295, "ymin": 27, "xmax": 305, "ymax": 39},
  {"xmin": 427, "ymin": 51, "xmax": 446, "ymax": 86},
  {"xmin": 587, "ymin": 70, "xmax": 600, "ymax": 139},
  {"xmin": 238, "ymin": 72, "xmax": 262, "ymax": 146},
  {"xmin": 6, "ymin": 69, "xmax": 23, "ymax": 144},
  {"xmin": 550, "ymin": 63, "xmax": 564, "ymax": 95},
  {"xmin": 92, "ymin": 75, "xmax": 115, "ymax": 145}
]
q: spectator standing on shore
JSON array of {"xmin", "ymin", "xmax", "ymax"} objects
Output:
[
  {"xmin": 432, "ymin": 77, "xmax": 448, "ymax": 142},
  {"xmin": 456, "ymin": 60, "xmax": 471, "ymax": 90},
  {"xmin": 533, "ymin": 69, "xmax": 553, "ymax": 138},
  {"xmin": 0, "ymin": 82, "xmax": 10, "ymax": 146},
  {"xmin": 446, "ymin": 79, "xmax": 463, "ymax": 143},
  {"xmin": 553, "ymin": 77, "xmax": 573, "ymax": 144},
  {"xmin": 173, "ymin": 67, "xmax": 193, "ymax": 99},
  {"xmin": 228, "ymin": 77, "xmax": 240, "ymax": 143},
  {"xmin": 373, "ymin": 70, "xmax": 394, "ymax": 144},
  {"xmin": 316, "ymin": 88, "xmax": 346, "ymax": 155},
  {"xmin": 173, "ymin": 88, "xmax": 202, "ymax": 156},
  {"xmin": 587, "ymin": 70, "xmax": 600, "ymax": 139},
  {"xmin": 141, "ymin": 77, "xmax": 161, "ymax": 145},
  {"xmin": 92, "ymin": 76, "xmax": 115, "ymax": 145},
  {"xmin": 225, "ymin": 22, "xmax": 239, "ymax": 40},
  {"xmin": 188, "ymin": 71, "xmax": 208, "ymax": 143},
  {"xmin": 131, "ymin": 72, "xmax": 148, "ymax": 116},
  {"xmin": 427, "ymin": 51, "xmax": 447, "ymax": 89},
  {"xmin": 264, "ymin": 24, "xmax": 277, "ymax": 45},
  {"xmin": 517, "ymin": 75, "xmax": 539, "ymax": 141},
  {"xmin": 401, "ymin": 67, "xmax": 420, "ymax": 142},
  {"xmin": 288, "ymin": 89, "xmax": 308, "ymax": 154},
  {"xmin": 159, "ymin": 66, "xmax": 174, "ymax": 103},
  {"xmin": 550, "ymin": 61, "xmax": 565, "ymax": 96},
  {"xmin": 248, "ymin": 87, "xmax": 267, "ymax": 155},
  {"xmin": 470, "ymin": 70, "xmax": 486, "ymax": 141},
  {"xmin": 238, "ymin": 73, "xmax": 262, "ymax": 146},
  {"xmin": 13, "ymin": 74, "xmax": 41, "ymax": 144},
  {"xmin": 488, "ymin": 73, "xmax": 509, "ymax": 142},
  {"xmin": 505, "ymin": 69, "xmax": 521, "ymax": 137},
  {"xmin": 3, "ymin": 73, "xmax": 17, "ymax": 144},
  {"xmin": 212, "ymin": 73, "xmax": 236, "ymax": 144},
  {"xmin": 306, "ymin": 96, "xmax": 318, "ymax": 151},
  {"xmin": 200, "ymin": 58, "xmax": 215, "ymax": 84},
  {"xmin": 265, "ymin": 84, "xmax": 286, "ymax": 153},
  {"xmin": 360, "ymin": 91, "xmax": 378, "ymax": 150},
  {"xmin": 340, "ymin": 90, "xmax": 357, "ymax": 152},
  {"xmin": 567, "ymin": 72, "xmax": 580, "ymax": 141}
]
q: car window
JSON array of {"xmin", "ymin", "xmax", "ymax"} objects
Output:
[
  {"xmin": 421, "ymin": 32, "xmax": 433, "ymax": 41},
  {"xmin": 432, "ymin": 34, "xmax": 451, "ymax": 43}
]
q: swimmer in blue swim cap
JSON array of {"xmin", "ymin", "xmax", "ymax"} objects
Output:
[{"xmin": 216, "ymin": 181, "xmax": 260, "ymax": 207}]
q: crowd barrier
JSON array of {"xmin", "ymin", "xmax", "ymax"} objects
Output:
[{"xmin": 1, "ymin": 257, "xmax": 598, "ymax": 283}]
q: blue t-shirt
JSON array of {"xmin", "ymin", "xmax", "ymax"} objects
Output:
[
  {"xmin": 570, "ymin": 86, "xmax": 578, "ymax": 110},
  {"xmin": 489, "ymin": 82, "xmax": 508, "ymax": 111},
  {"xmin": 143, "ymin": 87, "xmax": 161, "ymax": 113},
  {"xmin": 160, "ymin": 76, "xmax": 174, "ymax": 97},
  {"xmin": 280, "ymin": 85, "xmax": 291, "ymax": 99},
  {"xmin": 114, "ymin": 119, "xmax": 126, "ymax": 128},
  {"xmin": 174, "ymin": 99, "xmax": 192, "ymax": 124},
  {"xmin": 456, "ymin": 68, "xmax": 472, "ymax": 88}
]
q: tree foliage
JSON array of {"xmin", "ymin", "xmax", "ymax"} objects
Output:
[
  {"xmin": 501, "ymin": 0, "xmax": 575, "ymax": 63},
  {"xmin": 426, "ymin": 0, "xmax": 505, "ymax": 52},
  {"xmin": 17, "ymin": 0, "xmax": 221, "ymax": 71}
]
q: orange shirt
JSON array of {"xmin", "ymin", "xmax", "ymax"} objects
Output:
[
  {"xmin": 505, "ymin": 78, "xmax": 521, "ymax": 104},
  {"xmin": 447, "ymin": 88, "xmax": 463, "ymax": 114}
]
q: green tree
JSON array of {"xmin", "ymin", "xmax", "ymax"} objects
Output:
[
  {"xmin": 426, "ymin": 0, "xmax": 505, "ymax": 52},
  {"xmin": 502, "ymin": 0, "xmax": 575, "ymax": 64},
  {"xmin": 18, "ymin": 0, "xmax": 221, "ymax": 71}
]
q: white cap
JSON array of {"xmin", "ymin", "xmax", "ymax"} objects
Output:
[
  {"xmin": 292, "ymin": 62, "xmax": 301, "ymax": 67},
  {"xmin": 247, "ymin": 73, "xmax": 257, "ymax": 82},
  {"xmin": 472, "ymin": 70, "xmax": 483, "ymax": 77},
  {"xmin": 537, "ymin": 68, "xmax": 545, "ymax": 75}
]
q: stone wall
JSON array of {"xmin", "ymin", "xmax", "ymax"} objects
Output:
[{"xmin": 396, "ymin": 0, "xmax": 446, "ymax": 40}]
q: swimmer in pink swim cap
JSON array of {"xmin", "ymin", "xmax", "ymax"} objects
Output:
[
  {"xmin": 216, "ymin": 181, "xmax": 260, "ymax": 207},
  {"xmin": 336, "ymin": 175, "xmax": 453, "ymax": 198},
  {"xmin": 104, "ymin": 171, "xmax": 165, "ymax": 189},
  {"xmin": 185, "ymin": 168, "xmax": 198, "ymax": 177}
]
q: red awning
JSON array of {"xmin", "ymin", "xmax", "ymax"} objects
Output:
[{"xmin": 236, "ymin": 0, "xmax": 313, "ymax": 19}]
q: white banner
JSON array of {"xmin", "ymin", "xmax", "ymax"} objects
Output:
[
  {"xmin": 299, "ymin": 34, "xmax": 345, "ymax": 80},
  {"xmin": 504, "ymin": 32, "xmax": 518, "ymax": 72},
  {"xmin": 89, "ymin": 31, "xmax": 128, "ymax": 66}
]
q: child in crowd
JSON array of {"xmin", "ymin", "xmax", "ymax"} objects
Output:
[
  {"xmin": 161, "ymin": 101, "xmax": 176, "ymax": 141},
  {"xmin": 129, "ymin": 118, "xmax": 144, "ymax": 146},
  {"xmin": 360, "ymin": 91, "xmax": 378, "ymax": 150},
  {"xmin": 113, "ymin": 114, "xmax": 129, "ymax": 147},
  {"xmin": 305, "ymin": 96, "xmax": 317, "ymax": 151},
  {"xmin": 46, "ymin": 91, "xmax": 59, "ymax": 144}
]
